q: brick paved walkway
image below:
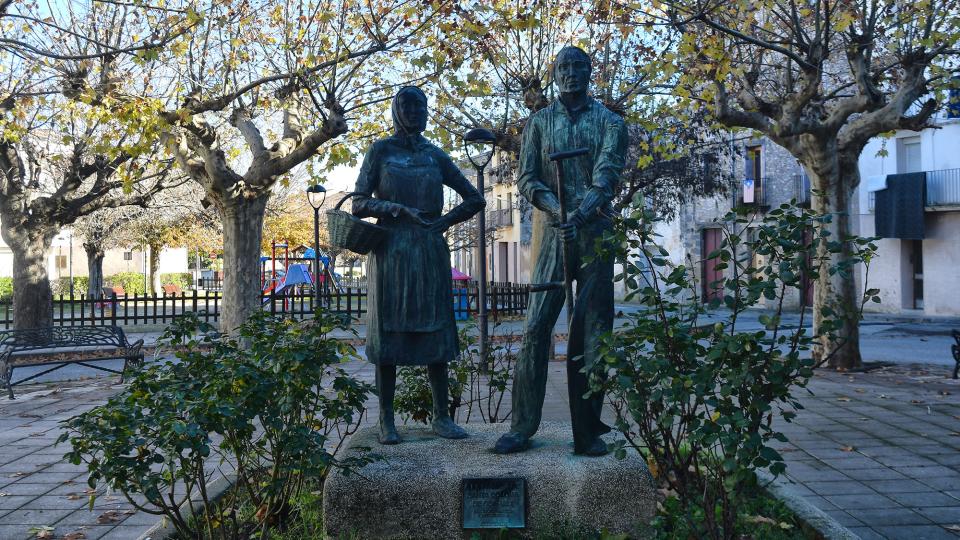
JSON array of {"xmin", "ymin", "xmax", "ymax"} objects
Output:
[
  {"xmin": 1, "ymin": 361, "xmax": 958, "ymax": 539},
  {"xmin": 771, "ymin": 364, "xmax": 960, "ymax": 539},
  {"xmin": 0, "ymin": 380, "xmax": 157, "ymax": 540}
]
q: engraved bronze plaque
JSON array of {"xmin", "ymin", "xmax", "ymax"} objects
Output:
[{"xmin": 462, "ymin": 477, "xmax": 526, "ymax": 529}]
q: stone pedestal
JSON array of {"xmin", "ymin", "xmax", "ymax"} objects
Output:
[{"xmin": 322, "ymin": 422, "xmax": 657, "ymax": 539}]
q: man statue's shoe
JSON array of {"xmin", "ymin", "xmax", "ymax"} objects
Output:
[
  {"xmin": 575, "ymin": 437, "xmax": 609, "ymax": 456},
  {"xmin": 432, "ymin": 416, "xmax": 469, "ymax": 439},
  {"xmin": 379, "ymin": 424, "xmax": 401, "ymax": 445},
  {"xmin": 493, "ymin": 432, "xmax": 530, "ymax": 454}
]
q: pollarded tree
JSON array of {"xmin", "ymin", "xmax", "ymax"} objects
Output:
[
  {"xmin": 161, "ymin": 0, "xmax": 446, "ymax": 331},
  {"xmin": 636, "ymin": 0, "xmax": 960, "ymax": 368},
  {"xmin": 73, "ymin": 206, "xmax": 141, "ymax": 297},
  {"xmin": 0, "ymin": 1, "xmax": 189, "ymax": 328}
]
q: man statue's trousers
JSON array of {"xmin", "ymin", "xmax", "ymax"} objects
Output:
[{"xmin": 510, "ymin": 216, "xmax": 613, "ymax": 452}]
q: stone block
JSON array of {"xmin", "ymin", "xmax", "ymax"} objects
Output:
[{"xmin": 323, "ymin": 422, "xmax": 656, "ymax": 539}]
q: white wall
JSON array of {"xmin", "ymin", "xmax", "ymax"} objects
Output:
[{"xmin": 856, "ymin": 114, "xmax": 960, "ymax": 315}]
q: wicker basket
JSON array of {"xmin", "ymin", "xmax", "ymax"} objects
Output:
[{"xmin": 325, "ymin": 192, "xmax": 387, "ymax": 255}]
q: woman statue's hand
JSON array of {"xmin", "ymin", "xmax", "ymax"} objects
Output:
[
  {"xmin": 400, "ymin": 206, "xmax": 430, "ymax": 226},
  {"xmin": 425, "ymin": 216, "xmax": 451, "ymax": 234}
]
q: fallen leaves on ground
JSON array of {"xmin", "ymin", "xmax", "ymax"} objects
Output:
[
  {"xmin": 61, "ymin": 533, "xmax": 86, "ymax": 540},
  {"xmin": 840, "ymin": 445, "xmax": 856, "ymax": 452},
  {"xmin": 28, "ymin": 526, "xmax": 54, "ymax": 539},
  {"xmin": 836, "ymin": 397, "xmax": 851, "ymax": 402},
  {"xmin": 65, "ymin": 493, "xmax": 83, "ymax": 501},
  {"xmin": 96, "ymin": 510, "xmax": 122, "ymax": 524},
  {"xmin": 944, "ymin": 524, "xmax": 960, "ymax": 532}
]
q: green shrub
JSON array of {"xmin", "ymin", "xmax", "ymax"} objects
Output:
[
  {"xmin": 592, "ymin": 204, "xmax": 877, "ymax": 539},
  {"xmin": 395, "ymin": 322, "xmax": 515, "ymax": 425},
  {"xmin": 160, "ymin": 272, "xmax": 193, "ymax": 290},
  {"xmin": 58, "ymin": 310, "xmax": 374, "ymax": 539},
  {"xmin": 0, "ymin": 277, "xmax": 11, "ymax": 301},
  {"xmin": 105, "ymin": 272, "xmax": 147, "ymax": 295},
  {"xmin": 51, "ymin": 277, "xmax": 90, "ymax": 297}
]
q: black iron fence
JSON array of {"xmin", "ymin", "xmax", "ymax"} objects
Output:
[{"xmin": 0, "ymin": 281, "xmax": 530, "ymax": 329}]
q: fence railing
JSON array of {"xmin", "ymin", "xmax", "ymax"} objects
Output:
[
  {"xmin": 0, "ymin": 281, "xmax": 530, "ymax": 329},
  {"xmin": 926, "ymin": 168, "xmax": 960, "ymax": 206}
]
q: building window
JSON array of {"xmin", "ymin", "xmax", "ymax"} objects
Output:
[{"xmin": 124, "ymin": 251, "xmax": 133, "ymax": 261}]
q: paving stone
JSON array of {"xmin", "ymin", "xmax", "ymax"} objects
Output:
[
  {"xmin": 0, "ymin": 495, "xmax": 35, "ymax": 510},
  {"xmin": 918, "ymin": 476, "xmax": 960, "ymax": 491},
  {"xmin": 0, "ymin": 483, "xmax": 56, "ymax": 496},
  {"xmin": 822, "ymin": 510, "xmax": 865, "ymax": 527},
  {"xmin": 99, "ymin": 525, "xmax": 157, "ymax": 539},
  {"xmin": 893, "ymin": 466, "xmax": 960, "ymax": 479},
  {"xmin": 0, "ymin": 506, "xmax": 76, "ymax": 525},
  {"xmin": 916, "ymin": 506, "xmax": 960, "ymax": 524},
  {"xmin": 887, "ymin": 491, "xmax": 960, "ymax": 508},
  {"xmin": 804, "ymin": 480, "xmax": 876, "ymax": 496},
  {"xmin": 0, "ymin": 524, "xmax": 32, "ymax": 540},
  {"xmin": 851, "ymin": 508, "xmax": 934, "ymax": 526},
  {"xmin": 865, "ymin": 479, "xmax": 942, "ymax": 493},
  {"xmin": 846, "ymin": 526, "xmax": 889, "ymax": 540},
  {"xmin": 871, "ymin": 524, "xmax": 960, "ymax": 539},
  {"xmin": 843, "ymin": 467, "xmax": 912, "ymax": 481},
  {"xmin": 825, "ymin": 493, "xmax": 901, "ymax": 509},
  {"xmin": 785, "ymin": 468, "xmax": 850, "ymax": 482}
]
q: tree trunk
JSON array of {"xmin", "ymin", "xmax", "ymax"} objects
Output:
[
  {"xmin": 2, "ymin": 226, "xmax": 56, "ymax": 330},
  {"xmin": 804, "ymin": 145, "xmax": 862, "ymax": 370},
  {"xmin": 148, "ymin": 240, "xmax": 163, "ymax": 295},
  {"xmin": 219, "ymin": 195, "xmax": 270, "ymax": 333},
  {"xmin": 84, "ymin": 243, "xmax": 105, "ymax": 297}
]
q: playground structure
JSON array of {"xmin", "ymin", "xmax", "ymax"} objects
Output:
[{"xmin": 261, "ymin": 240, "xmax": 342, "ymax": 307}]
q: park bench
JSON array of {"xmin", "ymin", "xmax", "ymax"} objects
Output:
[
  {"xmin": 0, "ymin": 326, "xmax": 144, "ymax": 399},
  {"xmin": 952, "ymin": 329, "xmax": 959, "ymax": 380}
]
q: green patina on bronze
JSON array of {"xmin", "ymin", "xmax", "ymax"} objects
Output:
[
  {"xmin": 496, "ymin": 46, "xmax": 629, "ymax": 456},
  {"xmin": 352, "ymin": 86, "xmax": 484, "ymax": 444}
]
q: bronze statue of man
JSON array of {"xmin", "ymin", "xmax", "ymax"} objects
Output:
[
  {"xmin": 493, "ymin": 46, "xmax": 628, "ymax": 456},
  {"xmin": 353, "ymin": 86, "xmax": 485, "ymax": 444}
]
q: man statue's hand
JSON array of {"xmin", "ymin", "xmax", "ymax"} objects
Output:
[{"xmin": 556, "ymin": 221, "xmax": 577, "ymax": 243}]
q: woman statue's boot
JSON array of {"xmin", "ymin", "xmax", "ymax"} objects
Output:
[
  {"xmin": 428, "ymin": 364, "xmax": 468, "ymax": 439},
  {"xmin": 376, "ymin": 365, "xmax": 400, "ymax": 444}
]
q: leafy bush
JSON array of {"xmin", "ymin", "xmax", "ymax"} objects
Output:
[
  {"xmin": 58, "ymin": 310, "xmax": 374, "ymax": 539},
  {"xmin": 592, "ymin": 205, "xmax": 876, "ymax": 539},
  {"xmin": 160, "ymin": 272, "xmax": 193, "ymax": 290},
  {"xmin": 51, "ymin": 277, "xmax": 89, "ymax": 297},
  {"xmin": 105, "ymin": 272, "xmax": 147, "ymax": 295},
  {"xmin": 0, "ymin": 277, "xmax": 11, "ymax": 301},
  {"xmin": 395, "ymin": 322, "xmax": 516, "ymax": 424}
]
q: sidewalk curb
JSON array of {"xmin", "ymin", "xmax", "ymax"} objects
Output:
[
  {"xmin": 136, "ymin": 474, "xmax": 236, "ymax": 540},
  {"xmin": 758, "ymin": 470, "xmax": 861, "ymax": 540}
]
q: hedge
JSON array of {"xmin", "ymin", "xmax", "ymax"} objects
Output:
[{"xmin": 160, "ymin": 272, "xmax": 193, "ymax": 290}]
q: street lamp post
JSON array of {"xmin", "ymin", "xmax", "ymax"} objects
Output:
[
  {"xmin": 306, "ymin": 184, "xmax": 327, "ymax": 307},
  {"xmin": 463, "ymin": 127, "xmax": 496, "ymax": 368}
]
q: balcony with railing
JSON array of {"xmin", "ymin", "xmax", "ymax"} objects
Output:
[
  {"xmin": 925, "ymin": 168, "xmax": 960, "ymax": 207},
  {"xmin": 488, "ymin": 208, "xmax": 514, "ymax": 228},
  {"xmin": 733, "ymin": 177, "xmax": 769, "ymax": 209},
  {"xmin": 793, "ymin": 173, "xmax": 811, "ymax": 207}
]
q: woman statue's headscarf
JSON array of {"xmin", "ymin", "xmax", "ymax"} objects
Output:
[{"xmin": 392, "ymin": 86, "xmax": 428, "ymax": 136}]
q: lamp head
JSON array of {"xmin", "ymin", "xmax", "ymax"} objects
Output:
[
  {"xmin": 306, "ymin": 184, "xmax": 327, "ymax": 209},
  {"xmin": 463, "ymin": 127, "xmax": 496, "ymax": 169}
]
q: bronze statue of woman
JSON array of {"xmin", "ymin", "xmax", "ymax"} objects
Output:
[{"xmin": 352, "ymin": 86, "xmax": 485, "ymax": 444}]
